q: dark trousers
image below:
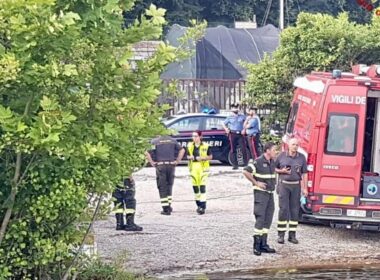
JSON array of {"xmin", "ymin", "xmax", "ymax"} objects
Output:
[
  {"xmin": 156, "ymin": 164, "xmax": 175, "ymax": 210},
  {"xmin": 113, "ymin": 188, "xmax": 136, "ymax": 215},
  {"xmin": 193, "ymin": 185, "xmax": 206, "ymax": 209},
  {"xmin": 228, "ymin": 132, "xmax": 246, "ymax": 166},
  {"xmin": 253, "ymin": 190, "xmax": 274, "ymax": 236},
  {"xmin": 277, "ymin": 182, "xmax": 301, "ymax": 232},
  {"xmin": 247, "ymin": 134, "xmax": 262, "ymax": 160}
]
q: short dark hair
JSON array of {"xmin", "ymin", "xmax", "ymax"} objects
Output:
[{"xmin": 263, "ymin": 142, "xmax": 276, "ymax": 153}]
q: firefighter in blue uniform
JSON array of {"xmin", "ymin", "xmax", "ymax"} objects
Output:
[
  {"xmin": 275, "ymin": 137, "xmax": 308, "ymax": 244},
  {"xmin": 243, "ymin": 142, "xmax": 277, "ymax": 256},
  {"xmin": 145, "ymin": 135, "xmax": 185, "ymax": 215},
  {"xmin": 222, "ymin": 104, "xmax": 246, "ymax": 170},
  {"xmin": 113, "ymin": 177, "xmax": 143, "ymax": 231}
]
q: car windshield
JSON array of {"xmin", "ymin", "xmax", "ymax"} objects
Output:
[{"xmin": 162, "ymin": 116, "xmax": 177, "ymax": 126}]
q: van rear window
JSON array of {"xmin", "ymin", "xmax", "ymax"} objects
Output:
[{"xmin": 325, "ymin": 114, "xmax": 357, "ymax": 156}]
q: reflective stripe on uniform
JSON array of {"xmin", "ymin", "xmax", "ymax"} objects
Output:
[
  {"xmin": 253, "ymin": 186, "xmax": 274, "ymax": 193},
  {"xmin": 248, "ymin": 162, "xmax": 256, "ymax": 175},
  {"xmin": 281, "ymin": 180, "xmax": 300, "ymax": 185},
  {"xmin": 190, "ymin": 162, "xmax": 209, "ymax": 186},
  {"xmin": 125, "ymin": 209, "xmax": 135, "ymax": 214},
  {"xmin": 262, "ymin": 228, "xmax": 269, "ymax": 234},
  {"xmin": 113, "ymin": 208, "xmax": 124, "ymax": 214},
  {"xmin": 289, "ymin": 220, "xmax": 298, "ymax": 232},
  {"xmin": 277, "ymin": 220, "xmax": 287, "ymax": 231},
  {"xmin": 253, "ymin": 228, "xmax": 263, "ymax": 236},
  {"xmin": 160, "ymin": 197, "xmax": 169, "ymax": 206},
  {"xmin": 194, "ymin": 193, "xmax": 201, "ymax": 200},
  {"xmin": 255, "ymin": 173, "xmax": 276, "ymax": 179},
  {"xmin": 188, "ymin": 142, "xmax": 210, "ymax": 170},
  {"xmin": 199, "ymin": 193, "xmax": 206, "ymax": 202}
]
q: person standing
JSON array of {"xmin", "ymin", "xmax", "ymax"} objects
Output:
[
  {"xmin": 275, "ymin": 138, "xmax": 308, "ymax": 244},
  {"xmin": 244, "ymin": 107, "xmax": 262, "ymax": 159},
  {"xmin": 222, "ymin": 104, "xmax": 246, "ymax": 170},
  {"xmin": 243, "ymin": 142, "xmax": 277, "ymax": 256},
  {"xmin": 113, "ymin": 177, "xmax": 143, "ymax": 231},
  {"xmin": 187, "ymin": 130, "xmax": 212, "ymax": 215},
  {"xmin": 145, "ymin": 135, "xmax": 185, "ymax": 215}
]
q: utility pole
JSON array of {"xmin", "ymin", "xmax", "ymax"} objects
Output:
[{"xmin": 279, "ymin": 0, "xmax": 284, "ymax": 30}]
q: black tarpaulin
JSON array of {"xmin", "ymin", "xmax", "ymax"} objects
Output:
[{"xmin": 161, "ymin": 24, "xmax": 280, "ymax": 80}]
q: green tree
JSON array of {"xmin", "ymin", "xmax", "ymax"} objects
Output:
[
  {"xmin": 0, "ymin": 0, "xmax": 205, "ymax": 278},
  {"xmin": 124, "ymin": 0, "xmax": 203, "ymax": 26},
  {"xmin": 124, "ymin": 0, "xmax": 376, "ymax": 28},
  {"xmin": 245, "ymin": 12, "xmax": 380, "ymax": 124}
]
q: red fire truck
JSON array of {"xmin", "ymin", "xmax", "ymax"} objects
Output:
[{"xmin": 285, "ymin": 64, "xmax": 380, "ymax": 230}]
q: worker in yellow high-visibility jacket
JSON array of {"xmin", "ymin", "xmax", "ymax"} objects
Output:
[{"xmin": 187, "ymin": 130, "xmax": 213, "ymax": 215}]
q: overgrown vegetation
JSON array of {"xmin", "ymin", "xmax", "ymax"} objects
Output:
[
  {"xmin": 76, "ymin": 258, "xmax": 146, "ymax": 280},
  {"xmin": 0, "ymin": 0, "xmax": 204, "ymax": 278}
]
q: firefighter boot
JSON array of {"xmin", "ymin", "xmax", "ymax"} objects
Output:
[
  {"xmin": 277, "ymin": 231, "xmax": 285, "ymax": 244},
  {"xmin": 124, "ymin": 214, "xmax": 143, "ymax": 231},
  {"xmin": 253, "ymin": 235, "xmax": 262, "ymax": 256},
  {"xmin": 115, "ymin": 213, "xmax": 124, "ymax": 231},
  {"xmin": 261, "ymin": 234, "xmax": 276, "ymax": 253},
  {"xmin": 161, "ymin": 206, "xmax": 171, "ymax": 215},
  {"xmin": 197, "ymin": 207, "xmax": 205, "ymax": 215},
  {"xmin": 288, "ymin": 231, "xmax": 299, "ymax": 244},
  {"xmin": 197, "ymin": 201, "xmax": 206, "ymax": 215}
]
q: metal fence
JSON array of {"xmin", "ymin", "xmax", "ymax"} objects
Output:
[
  {"xmin": 159, "ymin": 78, "xmax": 277, "ymax": 119},
  {"xmin": 159, "ymin": 79, "xmax": 246, "ymax": 114}
]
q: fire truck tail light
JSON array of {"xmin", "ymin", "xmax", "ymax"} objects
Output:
[
  {"xmin": 309, "ymin": 195, "xmax": 318, "ymax": 201},
  {"xmin": 307, "ymin": 153, "xmax": 317, "ymax": 192}
]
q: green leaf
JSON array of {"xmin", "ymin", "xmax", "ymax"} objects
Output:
[
  {"xmin": 61, "ymin": 11, "xmax": 81, "ymax": 26},
  {"xmin": 104, "ymin": 123, "xmax": 116, "ymax": 136},
  {"xmin": 0, "ymin": 105, "xmax": 13, "ymax": 120},
  {"xmin": 63, "ymin": 64, "xmax": 78, "ymax": 76},
  {"xmin": 41, "ymin": 133, "xmax": 60, "ymax": 144},
  {"xmin": 17, "ymin": 121, "xmax": 27, "ymax": 132},
  {"xmin": 103, "ymin": 0, "xmax": 120, "ymax": 13},
  {"xmin": 40, "ymin": 96, "xmax": 58, "ymax": 111}
]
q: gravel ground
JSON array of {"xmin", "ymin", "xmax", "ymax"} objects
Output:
[{"xmin": 94, "ymin": 165, "xmax": 380, "ymax": 279}]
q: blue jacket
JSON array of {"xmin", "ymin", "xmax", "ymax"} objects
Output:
[
  {"xmin": 224, "ymin": 114, "xmax": 246, "ymax": 131},
  {"xmin": 246, "ymin": 116, "xmax": 261, "ymax": 136}
]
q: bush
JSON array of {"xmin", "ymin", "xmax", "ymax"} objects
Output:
[
  {"xmin": 76, "ymin": 259, "xmax": 146, "ymax": 280},
  {"xmin": 0, "ymin": 0, "xmax": 176, "ymax": 278}
]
